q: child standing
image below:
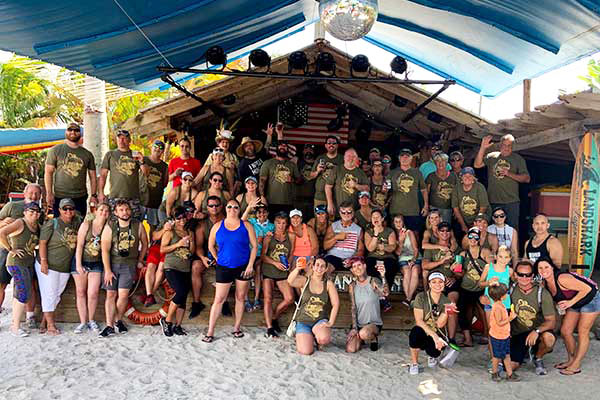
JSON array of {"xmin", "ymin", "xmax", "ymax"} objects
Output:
[{"xmin": 488, "ymin": 283, "xmax": 519, "ymax": 381}]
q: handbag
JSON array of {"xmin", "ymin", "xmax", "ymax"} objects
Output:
[{"xmin": 286, "ymin": 277, "xmax": 310, "ymax": 338}]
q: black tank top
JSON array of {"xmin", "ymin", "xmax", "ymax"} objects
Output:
[
  {"xmin": 526, "ymin": 234, "xmax": 552, "ymax": 263},
  {"xmin": 551, "ymin": 270, "xmax": 598, "ymax": 309}
]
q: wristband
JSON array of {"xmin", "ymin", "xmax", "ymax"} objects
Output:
[{"xmin": 91, "ymin": 194, "xmax": 98, "ymax": 198}]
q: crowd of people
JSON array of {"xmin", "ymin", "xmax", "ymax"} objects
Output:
[{"xmin": 0, "ymin": 121, "xmax": 599, "ymax": 380}]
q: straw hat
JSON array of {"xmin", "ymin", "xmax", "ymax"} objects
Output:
[{"xmin": 236, "ymin": 136, "xmax": 263, "ymax": 157}]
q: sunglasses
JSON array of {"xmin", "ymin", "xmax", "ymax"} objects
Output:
[
  {"xmin": 467, "ymin": 234, "xmax": 480, "ymax": 240},
  {"xmin": 212, "ymin": 179, "xmax": 223, "ymax": 183},
  {"xmin": 493, "ymin": 213, "xmax": 506, "ymax": 218},
  {"xmin": 183, "ymin": 178, "xmax": 193, "ymax": 182},
  {"xmin": 382, "ymin": 159, "xmax": 391, "ymax": 163},
  {"xmin": 67, "ymin": 128, "xmax": 81, "ymax": 132},
  {"xmin": 438, "ymin": 229, "xmax": 450, "ymax": 233},
  {"xmin": 340, "ymin": 210, "xmax": 353, "ymax": 215},
  {"xmin": 226, "ymin": 205, "xmax": 239, "ymax": 210},
  {"xmin": 450, "ymin": 158, "xmax": 461, "ymax": 162},
  {"xmin": 326, "ymin": 141, "xmax": 338, "ymax": 145},
  {"xmin": 516, "ymin": 272, "xmax": 534, "ymax": 278},
  {"xmin": 62, "ymin": 207, "xmax": 75, "ymax": 211},
  {"xmin": 207, "ymin": 204, "xmax": 220, "ymax": 208}
]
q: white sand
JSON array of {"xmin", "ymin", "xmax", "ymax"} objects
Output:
[{"xmin": 1, "ymin": 294, "xmax": 599, "ymax": 400}]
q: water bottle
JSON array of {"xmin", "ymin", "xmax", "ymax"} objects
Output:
[{"xmin": 279, "ymin": 254, "xmax": 289, "ymax": 270}]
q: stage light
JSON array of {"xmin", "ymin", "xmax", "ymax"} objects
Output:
[
  {"xmin": 288, "ymin": 51, "xmax": 308, "ymax": 73},
  {"xmin": 391, "ymin": 56, "xmax": 407, "ymax": 74},
  {"xmin": 393, "ymin": 95, "xmax": 408, "ymax": 107},
  {"xmin": 222, "ymin": 94, "xmax": 236, "ymax": 106},
  {"xmin": 427, "ymin": 111, "xmax": 443, "ymax": 123},
  {"xmin": 206, "ymin": 46, "xmax": 227, "ymax": 67},
  {"xmin": 315, "ymin": 52, "xmax": 336, "ymax": 76},
  {"xmin": 249, "ymin": 49, "xmax": 271, "ymax": 69},
  {"xmin": 351, "ymin": 54, "xmax": 370, "ymax": 77}
]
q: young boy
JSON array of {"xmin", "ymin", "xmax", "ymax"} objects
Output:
[{"xmin": 488, "ymin": 283, "xmax": 520, "ymax": 381}]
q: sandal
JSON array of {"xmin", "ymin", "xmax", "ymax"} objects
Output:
[
  {"xmin": 232, "ymin": 330, "xmax": 245, "ymax": 338},
  {"xmin": 560, "ymin": 368, "xmax": 581, "ymax": 376},
  {"xmin": 202, "ymin": 335, "xmax": 214, "ymax": 343},
  {"xmin": 554, "ymin": 362, "xmax": 571, "ymax": 370}
]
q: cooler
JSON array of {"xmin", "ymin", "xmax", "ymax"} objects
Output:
[{"xmin": 530, "ymin": 186, "xmax": 570, "ymax": 218}]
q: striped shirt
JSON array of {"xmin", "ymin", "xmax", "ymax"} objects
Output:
[{"xmin": 327, "ymin": 220, "xmax": 361, "ymax": 260}]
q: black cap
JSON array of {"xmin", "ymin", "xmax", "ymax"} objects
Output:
[
  {"xmin": 438, "ymin": 221, "xmax": 451, "ymax": 230},
  {"xmin": 399, "ymin": 148, "xmax": 412, "ymax": 156},
  {"xmin": 152, "ymin": 139, "xmax": 165, "ymax": 150},
  {"xmin": 23, "ymin": 202, "xmax": 41, "ymax": 212},
  {"xmin": 116, "ymin": 129, "xmax": 130, "ymax": 137}
]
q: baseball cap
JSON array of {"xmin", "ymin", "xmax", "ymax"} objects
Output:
[
  {"xmin": 116, "ymin": 129, "xmax": 130, "ymax": 137},
  {"xmin": 474, "ymin": 213, "xmax": 488, "ymax": 222},
  {"xmin": 244, "ymin": 176, "xmax": 257, "ymax": 184},
  {"xmin": 438, "ymin": 221, "xmax": 451, "ymax": 231},
  {"xmin": 428, "ymin": 272, "xmax": 446, "ymax": 282},
  {"xmin": 433, "ymin": 152, "xmax": 449, "ymax": 161},
  {"xmin": 289, "ymin": 209, "xmax": 303, "ymax": 218},
  {"xmin": 369, "ymin": 147, "xmax": 380, "ymax": 154},
  {"xmin": 314, "ymin": 205, "xmax": 327, "ymax": 215},
  {"xmin": 304, "ymin": 144, "xmax": 315, "ymax": 151},
  {"xmin": 59, "ymin": 198, "xmax": 75, "ymax": 209},
  {"xmin": 23, "ymin": 202, "xmax": 41, "ymax": 212},
  {"xmin": 67, "ymin": 122, "xmax": 81, "ymax": 131},
  {"xmin": 181, "ymin": 171, "xmax": 193, "ymax": 180},
  {"xmin": 460, "ymin": 167, "xmax": 475, "ymax": 176},
  {"xmin": 274, "ymin": 211, "xmax": 288, "ymax": 219},
  {"xmin": 152, "ymin": 139, "xmax": 165, "ymax": 150},
  {"xmin": 449, "ymin": 150, "xmax": 464, "ymax": 160},
  {"xmin": 399, "ymin": 148, "xmax": 413, "ymax": 156},
  {"xmin": 432, "ymin": 141, "xmax": 442, "ymax": 149}
]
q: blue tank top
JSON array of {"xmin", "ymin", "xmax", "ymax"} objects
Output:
[
  {"xmin": 216, "ymin": 220, "xmax": 251, "ymax": 268},
  {"xmin": 484, "ymin": 263, "xmax": 511, "ymax": 309}
]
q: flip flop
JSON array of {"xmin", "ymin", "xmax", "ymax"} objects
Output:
[
  {"xmin": 232, "ymin": 331, "xmax": 245, "ymax": 338},
  {"xmin": 202, "ymin": 335, "xmax": 214, "ymax": 343},
  {"xmin": 46, "ymin": 328, "xmax": 61, "ymax": 336},
  {"xmin": 458, "ymin": 342, "xmax": 474, "ymax": 348},
  {"xmin": 560, "ymin": 368, "xmax": 581, "ymax": 376},
  {"xmin": 554, "ymin": 362, "xmax": 570, "ymax": 370}
]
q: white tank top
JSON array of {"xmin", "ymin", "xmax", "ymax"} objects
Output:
[
  {"xmin": 327, "ymin": 221, "xmax": 361, "ymax": 259},
  {"xmin": 487, "ymin": 224, "xmax": 514, "ymax": 248}
]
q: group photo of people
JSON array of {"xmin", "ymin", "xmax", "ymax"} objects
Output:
[{"xmin": 0, "ymin": 121, "xmax": 598, "ymax": 382}]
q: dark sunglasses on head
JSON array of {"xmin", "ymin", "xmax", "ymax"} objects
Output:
[
  {"xmin": 493, "ymin": 213, "xmax": 506, "ymax": 218},
  {"xmin": 207, "ymin": 204, "xmax": 220, "ymax": 208},
  {"xmin": 516, "ymin": 272, "xmax": 534, "ymax": 278},
  {"xmin": 62, "ymin": 207, "xmax": 75, "ymax": 211}
]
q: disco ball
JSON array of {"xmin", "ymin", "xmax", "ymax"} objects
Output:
[{"xmin": 319, "ymin": 0, "xmax": 378, "ymax": 41}]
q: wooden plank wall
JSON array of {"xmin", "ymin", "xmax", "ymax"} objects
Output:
[{"xmin": 54, "ymin": 270, "xmax": 415, "ymax": 330}]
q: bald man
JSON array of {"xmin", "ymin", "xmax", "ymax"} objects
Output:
[{"xmin": 524, "ymin": 214, "xmax": 564, "ymax": 268}]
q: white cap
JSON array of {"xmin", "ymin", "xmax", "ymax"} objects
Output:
[
  {"xmin": 428, "ymin": 272, "xmax": 446, "ymax": 282},
  {"xmin": 289, "ymin": 209, "xmax": 303, "ymax": 218},
  {"xmin": 181, "ymin": 171, "xmax": 193, "ymax": 179}
]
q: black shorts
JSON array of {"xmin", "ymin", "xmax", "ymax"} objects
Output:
[
  {"xmin": 0, "ymin": 249, "xmax": 11, "ymax": 285},
  {"xmin": 510, "ymin": 330, "xmax": 556, "ymax": 364},
  {"xmin": 357, "ymin": 324, "xmax": 383, "ymax": 334},
  {"xmin": 443, "ymin": 278, "xmax": 461, "ymax": 295},
  {"xmin": 263, "ymin": 274, "xmax": 288, "ymax": 282},
  {"xmin": 215, "ymin": 265, "xmax": 252, "ymax": 284}
]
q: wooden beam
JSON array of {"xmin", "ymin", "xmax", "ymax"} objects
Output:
[
  {"xmin": 512, "ymin": 119, "xmax": 599, "ymax": 151},
  {"xmin": 569, "ymin": 136, "xmax": 582, "ymax": 158},
  {"xmin": 523, "ymin": 79, "xmax": 531, "ymax": 113}
]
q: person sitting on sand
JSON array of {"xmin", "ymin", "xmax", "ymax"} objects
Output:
[
  {"xmin": 346, "ymin": 256, "xmax": 388, "ymax": 353},
  {"xmin": 287, "ymin": 257, "xmax": 339, "ymax": 355}
]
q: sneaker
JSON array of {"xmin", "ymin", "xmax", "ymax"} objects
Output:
[
  {"xmin": 98, "ymin": 326, "xmax": 115, "ymax": 338},
  {"xmin": 10, "ymin": 328, "xmax": 29, "ymax": 338},
  {"xmin": 115, "ymin": 320, "xmax": 128, "ymax": 334},
  {"xmin": 144, "ymin": 294, "xmax": 156, "ymax": 307},
  {"xmin": 428, "ymin": 357, "xmax": 438, "ymax": 368},
  {"xmin": 265, "ymin": 327, "xmax": 279, "ymax": 338},
  {"xmin": 160, "ymin": 317, "xmax": 173, "ymax": 337},
  {"xmin": 381, "ymin": 299, "xmax": 392, "ymax": 313},
  {"xmin": 272, "ymin": 319, "xmax": 282, "ymax": 333},
  {"xmin": 491, "ymin": 372, "xmax": 502, "ymax": 382},
  {"xmin": 222, "ymin": 301, "xmax": 233, "ymax": 316},
  {"xmin": 245, "ymin": 300, "xmax": 253, "ymax": 312},
  {"xmin": 172, "ymin": 325, "xmax": 187, "ymax": 336},
  {"xmin": 189, "ymin": 301, "xmax": 206, "ymax": 319},
  {"xmin": 26, "ymin": 317, "xmax": 38, "ymax": 330},
  {"xmin": 409, "ymin": 363, "xmax": 420, "ymax": 375},
  {"xmin": 370, "ymin": 340, "xmax": 379, "ymax": 351},
  {"xmin": 252, "ymin": 299, "xmax": 263, "ymax": 311},
  {"xmin": 88, "ymin": 320, "xmax": 100, "ymax": 333},
  {"xmin": 74, "ymin": 323, "xmax": 87, "ymax": 334},
  {"xmin": 506, "ymin": 373, "xmax": 521, "ymax": 382},
  {"xmin": 534, "ymin": 358, "xmax": 547, "ymax": 376}
]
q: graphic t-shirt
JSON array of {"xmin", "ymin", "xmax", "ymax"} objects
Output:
[
  {"xmin": 412, "ymin": 291, "xmax": 450, "ymax": 333},
  {"xmin": 168, "ymin": 157, "xmax": 202, "ymax": 188},
  {"xmin": 238, "ymin": 157, "xmax": 264, "ymax": 183},
  {"xmin": 389, "ymin": 167, "xmax": 425, "ymax": 216},
  {"xmin": 365, "ymin": 227, "xmax": 395, "ymax": 259},
  {"xmin": 484, "ymin": 152, "xmax": 529, "ymax": 204},
  {"xmin": 426, "ymin": 172, "xmax": 457, "ymax": 209},
  {"xmin": 143, "ymin": 157, "xmax": 168, "ymax": 208},
  {"xmin": 101, "ymin": 150, "xmax": 140, "ymax": 199},
  {"xmin": 326, "ymin": 165, "xmax": 369, "ymax": 207},
  {"xmin": 451, "ymin": 182, "xmax": 490, "ymax": 225},
  {"xmin": 259, "ymin": 158, "xmax": 300, "ymax": 205},
  {"xmin": 510, "ymin": 284, "xmax": 555, "ymax": 335},
  {"xmin": 423, "ymin": 248, "xmax": 455, "ymax": 278},
  {"xmin": 46, "ymin": 144, "xmax": 96, "ymax": 198},
  {"xmin": 460, "ymin": 251, "xmax": 486, "ymax": 292},
  {"xmin": 296, "ymin": 160, "xmax": 316, "ymax": 200},
  {"xmin": 39, "ymin": 216, "xmax": 82, "ymax": 273},
  {"xmin": 312, "ymin": 153, "xmax": 344, "ymax": 202}
]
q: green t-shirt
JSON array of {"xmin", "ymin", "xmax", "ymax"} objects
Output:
[
  {"xmin": 510, "ymin": 284, "xmax": 555, "ymax": 336},
  {"xmin": 259, "ymin": 158, "xmax": 300, "ymax": 205},
  {"xmin": 423, "ymin": 248, "xmax": 455, "ymax": 278},
  {"xmin": 143, "ymin": 157, "xmax": 168, "ymax": 209},
  {"xmin": 460, "ymin": 251, "xmax": 486, "ymax": 292},
  {"xmin": 484, "ymin": 152, "xmax": 529, "ymax": 204},
  {"xmin": 426, "ymin": 172, "xmax": 457, "ymax": 209},
  {"xmin": 39, "ymin": 216, "xmax": 82, "ymax": 273},
  {"xmin": 312, "ymin": 153, "xmax": 344, "ymax": 201},
  {"xmin": 389, "ymin": 167, "xmax": 425, "ymax": 216},
  {"xmin": 451, "ymin": 182, "xmax": 489, "ymax": 225},
  {"xmin": 366, "ymin": 226, "xmax": 395, "ymax": 259},
  {"xmin": 101, "ymin": 149, "xmax": 140, "ymax": 199},
  {"xmin": 326, "ymin": 165, "xmax": 369, "ymax": 208},
  {"xmin": 412, "ymin": 291, "xmax": 450, "ymax": 333},
  {"xmin": 163, "ymin": 230, "xmax": 192, "ymax": 273},
  {"xmin": 296, "ymin": 161, "xmax": 316, "ymax": 200},
  {"xmin": 45, "ymin": 143, "xmax": 95, "ymax": 198},
  {"xmin": 0, "ymin": 200, "xmax": 25, "ymax": 220}
]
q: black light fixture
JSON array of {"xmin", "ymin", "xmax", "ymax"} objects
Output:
[
  {"xmin": 205, "ymin": 46, "xmax": 227, "ymax": 68},
  {"xmin": 350, "ymin": 54, "xmax": 370, "ymax": 77},
  {"xmin": 315, "ymin": 52, "xmax": 336, "ymax": 76},
  {"xmin": 427, "ymin": 111, "xmax": 443, "ymax": 123},
  {"xmin": 288, "ymin": 51, "xmax": 308, "ymax": 73},
  {"xmin": 249, "ymin": 49, "xmax": 271, "ymax": 69},
  {"xmin": 222, "ymin": 94, "xmax": 236, "ymax": 106},
  {"xmin": 390, "ymin": 56, "xmax": 407, "ymax": 74},
  {"xmin": 393, "ymin": 95, "xmax": 408, "ymax": 107}
]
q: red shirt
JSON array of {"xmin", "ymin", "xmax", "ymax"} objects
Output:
[{"xmin": 168, "ymin": 157, "xmax": 202, "ymax": 187}]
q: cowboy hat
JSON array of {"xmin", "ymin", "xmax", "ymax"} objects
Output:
[{"xmin": 236, "ymin": 136, "xmax": 263, "ymax": 157}]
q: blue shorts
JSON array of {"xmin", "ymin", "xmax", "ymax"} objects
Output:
[
  {"xmin": 71, "ymin": 260, "xmax": 103, "ymax": 274},
  {"xmin": 490, "ymin": 336, "xmax": 510, "ymax": 359},
  {"xmin": 572, "ymin": 291, "xmax": 600, "ymax": 313},
  {"xmin": 399, "ymin": 259, "xmax": 421, "ymax": 268},
  {"xmin": 296, "ymin": 319, "xmax": 328, "ymax": 334}
]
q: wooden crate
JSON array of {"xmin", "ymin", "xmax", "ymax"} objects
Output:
[{"xmin": 54, "ymin": 270, "xmax": 415, "ymax": 330}]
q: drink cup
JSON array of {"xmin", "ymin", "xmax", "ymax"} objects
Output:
[{"xmin": 279, "ymin": 254, "xmax": 289, "ymax": 270}]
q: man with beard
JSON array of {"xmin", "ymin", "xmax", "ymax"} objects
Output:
[
  {"xmin": 426, "ymin": 152, "xmax": 457, "ymax": 224},
  {"xmin": 325, "ymin": 148, "xmax": 369, "ymax": 217},
  {"xmin": 235, "ymin": 123, "xmax": 275, "ymax": 186},
  {"xmin": 451, "ymin": 167, "xmax": 490, "ymax": 234},
  {"xmin": 140, "ymin": 140, "xmax": 168, "ymax": 231},
  {"xmin": 311, "ymin": 135, "xmax": 344, "ymax": 210},
  {"xmin": 259, "ymin": 141, "xmax": 301, "ymax": 219},
  {"xmin": 45, "ymin": 123, "xmax": 97, "ymax": 217},
  {"xmin": 98, "ymin": 130, "xmax": 143, "ymax": 221},
  {"xmin": 99, "ymin": 200, "xmax": 148, "ymax": 337},
  {"xmin": 168, "ymin": 136, "xmax": 202, "ymax": 188},
  {"xmin": 296, "ymin": 144, "xmax": 317, "ymax": 219}
]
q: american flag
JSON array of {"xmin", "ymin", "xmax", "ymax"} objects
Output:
[{"xmin": 279, "ymin": 103, "xmax": 349, "ymax": 145}]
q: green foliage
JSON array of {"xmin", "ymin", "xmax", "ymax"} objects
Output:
[
  {"xmin": 579, "ymin": 59, "xmax": 600, "ymax": 90},
  {"xmin": 0, "ymin": 151, "xmax": 46, "ymax": 202}
]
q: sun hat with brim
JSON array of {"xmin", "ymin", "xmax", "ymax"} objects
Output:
[
  {"xmin": 428, "ymin": 272, "xmax": 446, "ymax": 282},
  {"xmin": 236, "ymin": 136, "xmax": 263, "ymax": 157}
]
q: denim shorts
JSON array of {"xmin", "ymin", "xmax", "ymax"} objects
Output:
[
  {"xmin": 572, "ymin": 291, "xmax": 600, "ymax": 313},
  {"xmin": 399, "ymin": 259, "xmax": 421, "ymax": 268},
  {"xmin": 490, "ymin": 336, "xmax": 510, "ymax": 359},
  {"xmin": 296, "ymin": 319, "xmax": 328, "ymax": 334},
  {"xmin": 72, "ymin": 260, "xmax": 103, "ymax": 274}
]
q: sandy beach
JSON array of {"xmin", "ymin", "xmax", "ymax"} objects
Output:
[{"xmin": 1, "ymin": 286, "xmax": 600, "ymax": 400}]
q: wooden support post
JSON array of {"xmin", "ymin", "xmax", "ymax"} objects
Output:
[
  {"xmin": 569, "ymin": 136, "xmax": 582, "ymax": 158},
  {"xmin": 523, "ymin": 79, "xmax": 531, "ymax": 113}
]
